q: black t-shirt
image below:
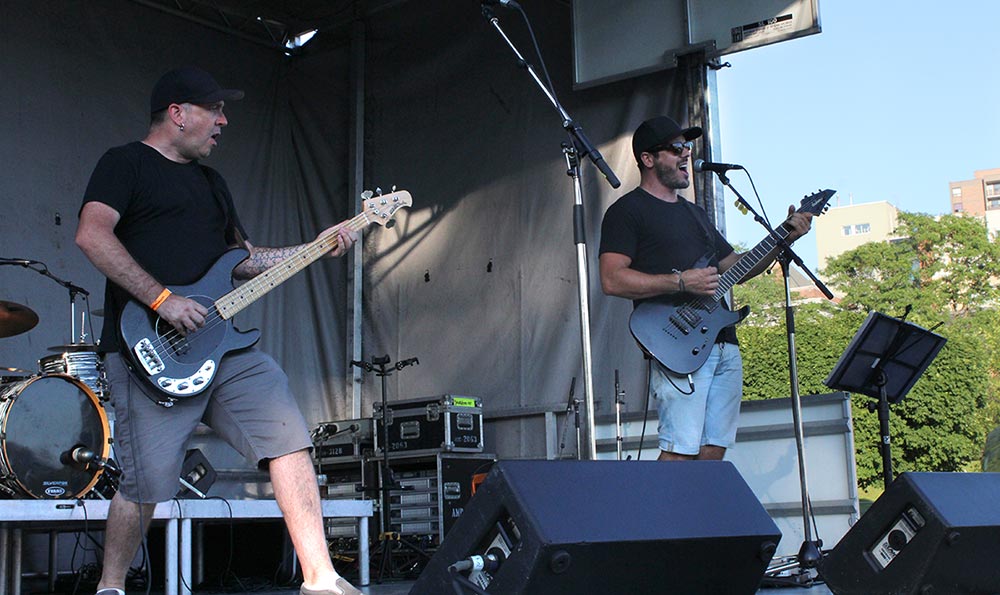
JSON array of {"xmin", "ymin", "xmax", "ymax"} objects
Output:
[
  {"xmin": 599, "ymin": 187, "xmax": 738, "ymax": 344},
  {"xmin": 81, "ymin": 142, "xmax": 247, "ymax": 352}
]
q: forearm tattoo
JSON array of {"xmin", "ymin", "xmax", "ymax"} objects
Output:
[{"xmin": 233, "ymin": 245, "xmax": 305, "ymax": 279}]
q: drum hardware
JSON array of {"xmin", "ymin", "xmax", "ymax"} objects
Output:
[
  {"xmin": 0, "ymin": 300, "xmax": 38, "ymax": 338},
  {"xmin": 39, "ymin": 349, "xmax": 108, "ymax": 400}
]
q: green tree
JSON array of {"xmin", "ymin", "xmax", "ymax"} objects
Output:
[{"xmin": 733, "ymin": 212, "xmax": 1000, "ymax": 489}]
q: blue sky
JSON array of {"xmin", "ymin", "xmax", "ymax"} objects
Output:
[{"xmin": 715, "ymin": 1, "xmax": 1000, "ymax": 272}]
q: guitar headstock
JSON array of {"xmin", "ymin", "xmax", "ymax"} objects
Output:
[
  {"xmin": 799, "ymin": 189, "xmax": 836, "ymax": 217},
  {"xmin": 361, "ymin": 187, "xmax": 412, "ymax": 228}
]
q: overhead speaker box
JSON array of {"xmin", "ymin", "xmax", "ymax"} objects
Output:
[
  {"xmin": 409, "ymin": 460, "xmax": 780, "ymax": 594},
  {"xmin": 820, "ymin": 472, "xmax": 1000, "ymax": 594}
]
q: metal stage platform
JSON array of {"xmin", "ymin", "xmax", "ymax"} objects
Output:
[
  {"xmin": 0, "ymin": 499, "xmax": 373, "ymax": 595},
  {"xmin": 13, "ymin": 581, "xmax": 834, "ymax": 594},
  {"xmin": 48, "ymin": 582, "xmax": 832, "ymax": 594}
]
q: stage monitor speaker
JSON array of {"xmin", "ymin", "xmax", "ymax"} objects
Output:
[
  {"xmin": 820, "ymin": 472, "xmax": 1000, "ymax": 594},
  {"xmin": 408, "ymin": 460, "xmax": 780, "ymax": 594}
]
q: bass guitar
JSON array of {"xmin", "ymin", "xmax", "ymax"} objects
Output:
[
  {"xmin": 119, "ymin": 188, "xmax": 412, "ymax": 401},
  {"xmin": 629, "ymin": 189, "xmax": 834, "ymax": 375}
]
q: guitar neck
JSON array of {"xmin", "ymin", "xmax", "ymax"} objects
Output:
[
  {"xmin": 714, "ymin": 222, "xmax": 792, "ymax": 301},
  {"xmin": 216, "ymin": 214, "xmax": 368, "ymax": 319}
]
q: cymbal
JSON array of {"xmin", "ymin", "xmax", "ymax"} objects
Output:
[
  {"xmin": 0, "ymin": 301, "xmax": 39, "ymax": 338},
  {"xmin": 47, "ymin": 343, "xmax": 99, "ymax": 353}
]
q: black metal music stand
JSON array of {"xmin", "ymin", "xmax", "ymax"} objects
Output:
[{"xmin": 824, "ymin": 311, "xmax": 946, "ymax": 488}]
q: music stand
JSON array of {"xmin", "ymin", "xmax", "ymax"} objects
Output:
[{"xmin": 824, "ymin": 311, "xmax": 946, "ymax": 488}]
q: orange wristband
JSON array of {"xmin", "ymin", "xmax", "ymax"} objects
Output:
[{"xmin": 150, "ymin": 288, "xmax": 172, "ymax": 311}]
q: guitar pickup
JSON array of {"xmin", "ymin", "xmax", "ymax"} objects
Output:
[
  {"xmin": 668, "ymin": 316, "xmax": 691, "ymax": 335},
  {"xmin": 133, "ymin": 338, "xmax": 165, "ymax": 375}
]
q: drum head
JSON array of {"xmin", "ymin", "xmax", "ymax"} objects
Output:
[{"xmin": 1, "ymin": 375, "xmax": 109, "ymax": 498}]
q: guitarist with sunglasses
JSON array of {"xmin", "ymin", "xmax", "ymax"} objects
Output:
[
  {"xmin": 76, "ymin": 67, "xmax": 363, "ymax": 595},
  {"xmin": 598, "ymin": 116, "xmax": 813, "ymax": 464}
]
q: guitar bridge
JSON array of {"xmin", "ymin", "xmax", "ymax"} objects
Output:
[{"xmin": 133, "ymin": 338, "xmax": 165, "ymax": 375}]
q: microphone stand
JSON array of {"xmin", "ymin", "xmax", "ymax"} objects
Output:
[
  {"xmin": 482, "ymin": 4, "xmax": 620, "ymax": 460},
  {"xmin": 614, "ymin": 369, "xmax": 626, "ymax": 461},
  {"xmin": 709, "ymin": 172, "xmax": 832, "ymax": 581},
  {"xmin": 351, "ymin": 354, "xmax": 427, "ymax": 582},
  {"xmin": 1, "ymin": 258, "xmax": 93, "ymax": 344}
]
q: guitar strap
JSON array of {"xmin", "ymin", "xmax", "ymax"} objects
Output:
[
  {"xmin": 678, "ymin": 197, "xmax": 718, "ymax": 267},
  {"xmin": 199, "ymin": 165, "xmax": 248, "ymax": 245}
]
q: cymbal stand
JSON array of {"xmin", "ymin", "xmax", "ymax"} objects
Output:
[{"xmin": 351, "ymin": 354, "xmax": 428, "ymax": 582}]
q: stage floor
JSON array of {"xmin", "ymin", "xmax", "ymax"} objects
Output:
[{"xmin": 214, "ymin": 582, "xmax": 835, "ymax": 594}]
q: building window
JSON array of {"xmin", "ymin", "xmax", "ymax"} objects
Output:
[
  {"xmin": 952, "ymin": 187, "xmax": 962, "ymax": 197},
  {"xmin": 855, "ymin": 223, "xmax": 871, "ymax": 234},
  {"xmin": 989, "ymin": 198, "xmax": 1000, "ymax": 210},
  {"xmin": 842, "ymin": 225, "xmax": 852, "ymax": 236},
  {"xmin": 954, "ymin": 202, "xmax": 963, "ymax": 212},
  {"xmin": 987, "ymin": 181, "xmax": 1000, "ymax": 198}
]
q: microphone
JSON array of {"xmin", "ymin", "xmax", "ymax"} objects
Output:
[
  {"xmin": 693, "ymin": 159, "xmax": 744, "ymax": 174},
  {"xmin": 448, "ymin": 549, "xmax": 506, "ymax": 573},
  {"xmin": 482, "ymin": 0, "xmax": 521, "ymax": 8},
  {"xmin": 69, "ymin": 446, "xmax": 96, "ymax": 465},
  {"xmin": 64, "ymin": 446, "xmax": 119, "ymax": 474}
]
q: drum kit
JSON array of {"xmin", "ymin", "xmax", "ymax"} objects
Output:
[{"xmin": 0, "ymin": 299, "xmax": 116, "ymax": 500}]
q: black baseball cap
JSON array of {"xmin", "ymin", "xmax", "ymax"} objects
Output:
[
  {"xmin": 150, "ymin": 66, "xmax": 244, "ymax": 114},
  {"xmin": 631, "ymin": 116, "xmax": 702, "ymax": 161}
]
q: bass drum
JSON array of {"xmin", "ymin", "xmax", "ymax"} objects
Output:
[{"xmin": 0, "ymin": 374, "xmax": 111, "ymax": 498}]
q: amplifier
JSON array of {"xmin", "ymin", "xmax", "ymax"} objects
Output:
[
  {"xmin": 374, "ymin": 395, "xmax": 483, "ymax": 454},
  {"xmin": 313, "ymin": 418, "xmax": 376, "ymax": 464}
]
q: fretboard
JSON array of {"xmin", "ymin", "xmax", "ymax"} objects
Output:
[
  {"xmin": 713, "ymin": 222, "xmax": 792, "ymax": 302},
  {"xmin": 215, "ymin": 214, "xmax": 369, "ymax": 319}
]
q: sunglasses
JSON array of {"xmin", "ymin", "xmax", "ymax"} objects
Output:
[{"xmin": 648, "ymin": 140, "xmax": 694, "ymax": 156}]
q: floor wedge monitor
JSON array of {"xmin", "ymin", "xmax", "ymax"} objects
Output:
[
  {"xmin": 409, "ymin": 459, "xmax": 780, "ymax": 594},
  {"xmin": 820, "ymin": 472, "xmax": 1000, "ymax": 594}
]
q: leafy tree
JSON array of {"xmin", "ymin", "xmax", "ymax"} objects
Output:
[{"xmin": 733, "ymin": 212, "xmax": 1000, "ymax": 489}]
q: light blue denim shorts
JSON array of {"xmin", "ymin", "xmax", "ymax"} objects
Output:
[{"xmin": 649, "ymin": 342, "xmax": 743, "ymax": 455}]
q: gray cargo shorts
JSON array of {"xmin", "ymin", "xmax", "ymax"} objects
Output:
[{"xmin": 104, "ymin": 348, "xmax": 312, "ymax": 503}]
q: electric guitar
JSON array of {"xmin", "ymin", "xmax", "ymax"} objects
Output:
[
  {"xmin": 629, "ymin": 189, "xmax": 834, "ymax": 375},
  {"xmin": 119, "ymin": 189, "xmax": 412, "ymax": 401}
]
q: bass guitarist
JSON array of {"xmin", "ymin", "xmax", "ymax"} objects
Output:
[
  {"xmin": 598, "ymin": 116, "xmax": 813, "ymax": 463},
  {"xmin": 76, "ymin": 66, "xmax": 362, "ymax": 595}
]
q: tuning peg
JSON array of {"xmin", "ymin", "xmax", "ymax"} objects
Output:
[
  {"xmin": 391, "ymin": 185, "xmax": 397, "ymax": 192},
  {"xmin": 361, "ymin": 190, "xmax": 373, "ymax": 200},
  {"xmin": 375, "ymin": 187, "xmax": 383, "ymax": 196}
]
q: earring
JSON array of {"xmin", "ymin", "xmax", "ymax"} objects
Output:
[{"xmin": 178, "ymin": 123, "xmax": 185, "ymax": 132}]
